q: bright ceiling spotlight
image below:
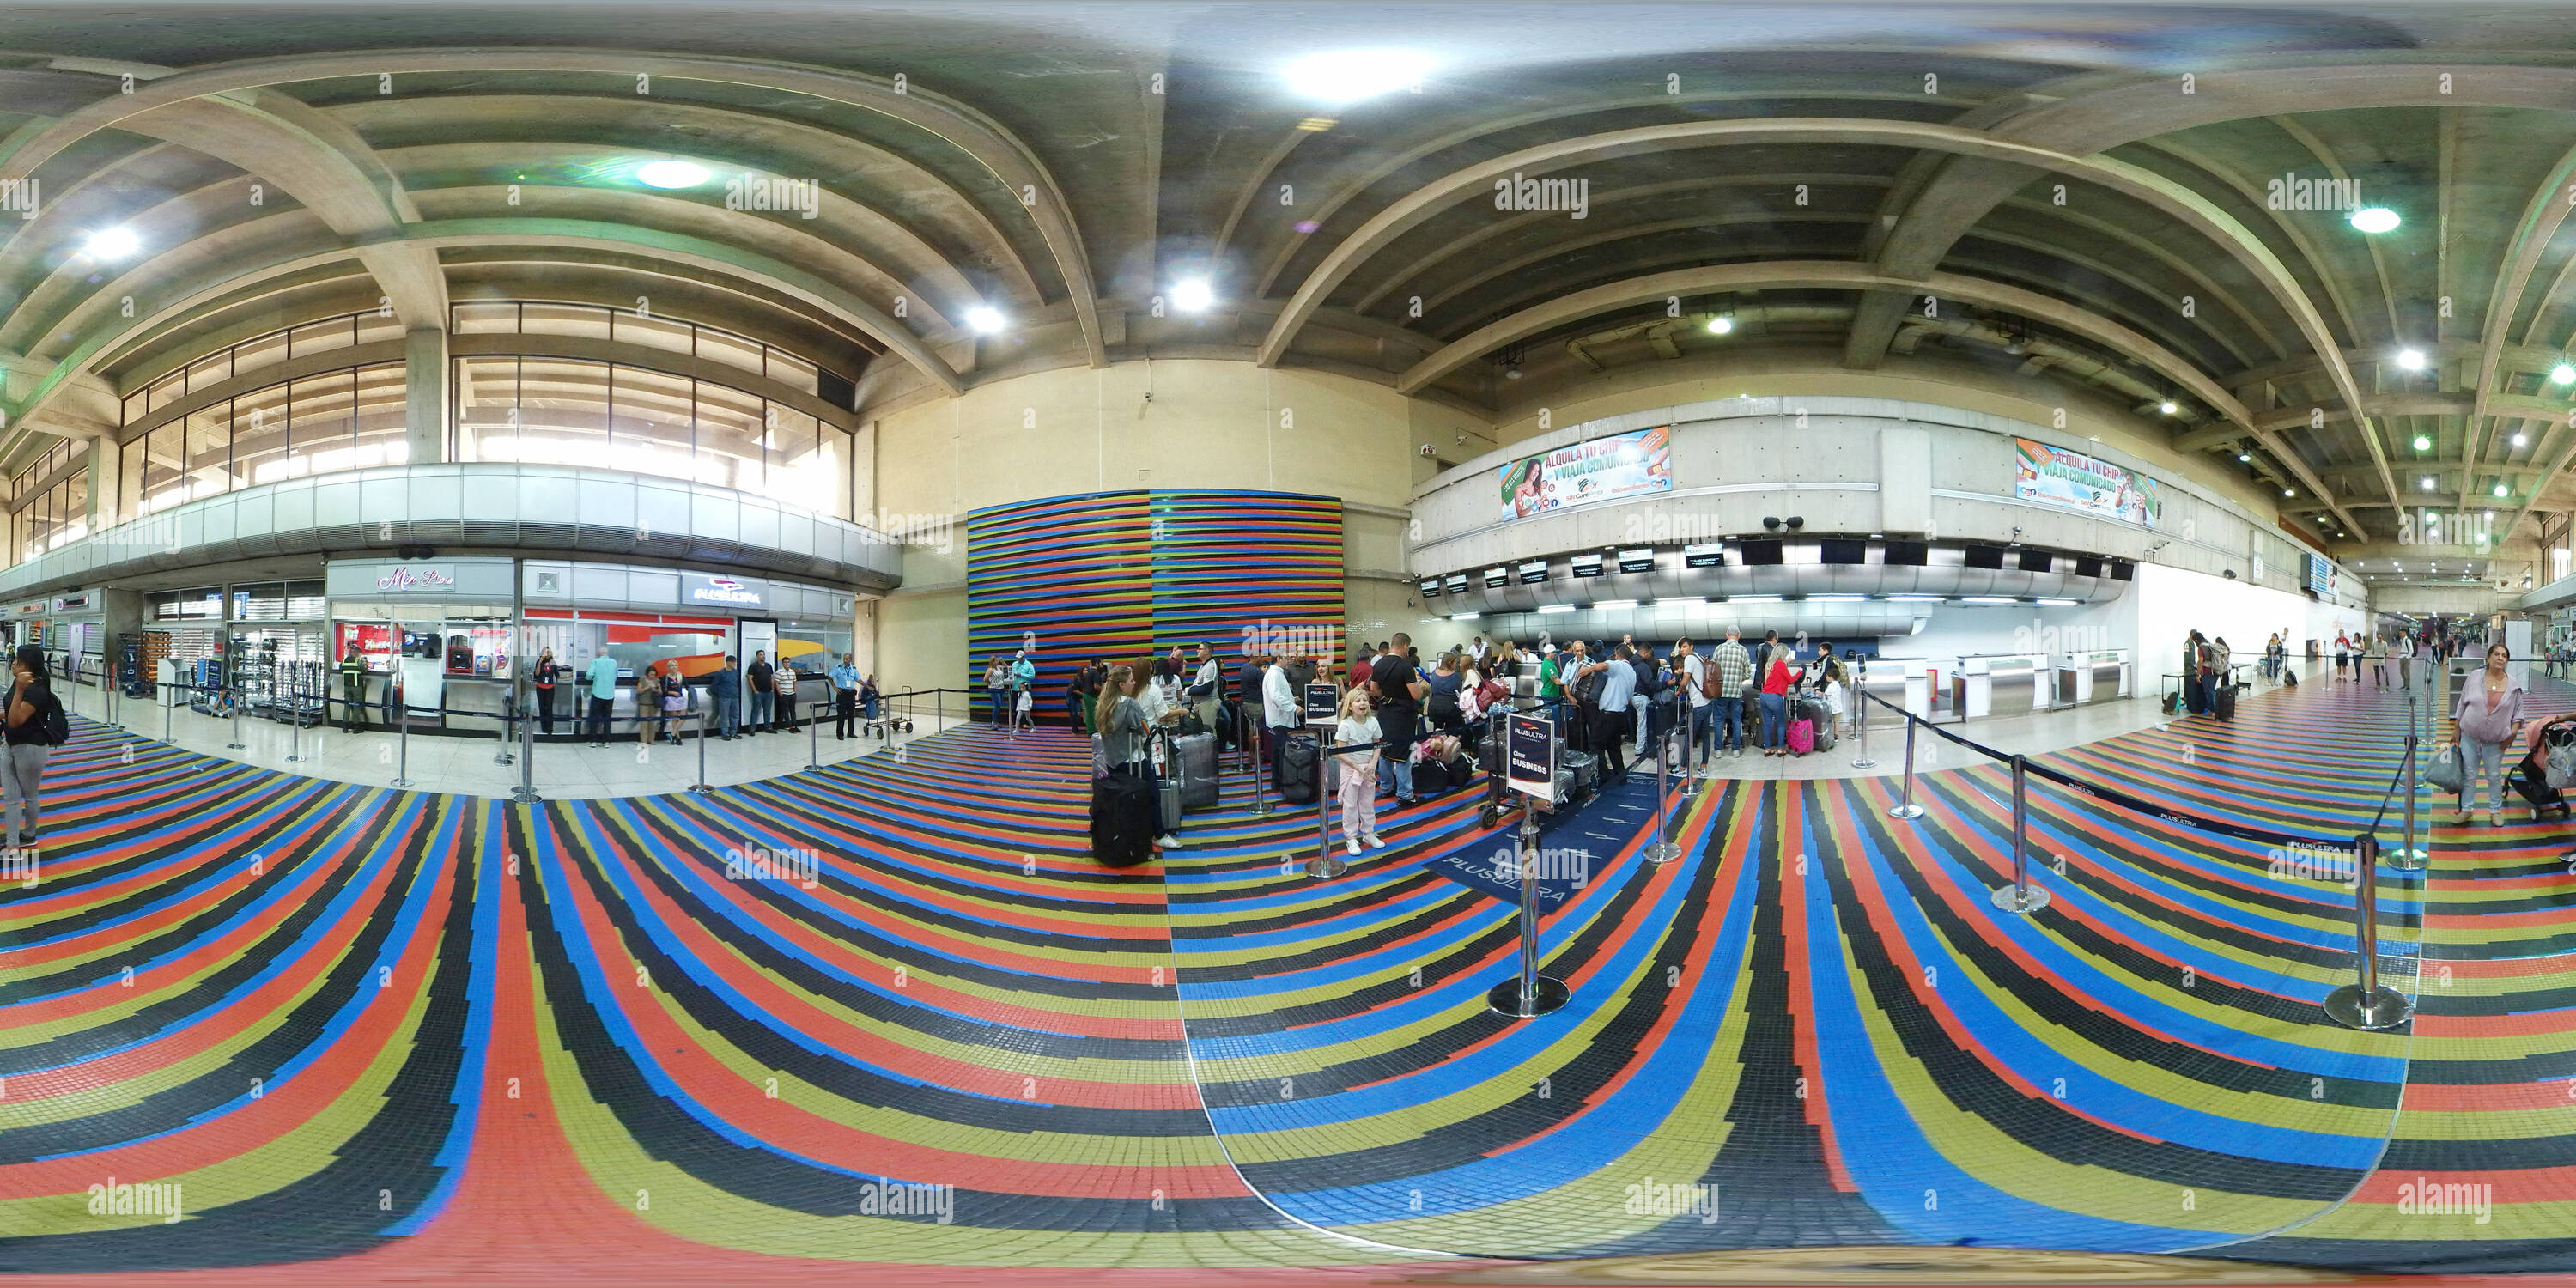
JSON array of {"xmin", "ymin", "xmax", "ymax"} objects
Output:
[
  {"xmin": 635, "ymin": 160, "xmax": 710, "ymax": 189},
  {"xmin": 82, "ymin": 227, "xmax": 140, "ymax": 258},
  {"xmin": 2349, "ymin": 207, "xmax": 2401, "ymax": 234},
  {"xmin": 1706, "ymin": 315, "xmax": 1735, "ymax": 335},
  {"xmin": 2282, "ymin": 488, "xmax": 2295, "ymax": 497},
  {"xmin": 964, "ymin": 307, "xmax": 1005, "ymax": 335},
  {"xmin": 2159, "ymin": 400, "xmax": 2178, "ymax": 415},
  {"xmin": 1282, "ymin": 49, "xmax": 1432, "ymax": 104},
  {"xmin": 2555, "ymin": 363, "xmax": 2576, "ymax": 386},
  {"xmin": 2237, "ymin": 452, "xmax": 2251, "ymax": 462},
  {"xmin": 2397, "ymin": 349, "xmax": 2428, "ymax": 371},
  {"xmin": 2413, "ymin": 434, "xmax": 2432, "ymax": 451},
  {"xmin": 2421, "ymin": 477, "xmax": 2435, "ymax": 490},
  {"xmin": 1170, "ymin": 278, "xmax": 1215, "ymax": 313},
  {"xmin": 2494, "ymin": 483, "xmax": 2511, "ymax": 497},
  {"xmin": 2514, "ymin": 432, "xmax": 2530, "ymax": 447}
]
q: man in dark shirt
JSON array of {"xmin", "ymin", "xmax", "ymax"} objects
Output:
[
  {"xmin": 745, "ymin": 652, "xmax": 775, "ymax": 734},
  {"xmin": 1368, "ymin": 630, "xmax": 1427, "ymax": 804}
]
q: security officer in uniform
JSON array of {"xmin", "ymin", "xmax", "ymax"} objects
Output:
[{"xmin": 338, "ymin": 644, "xmax": 369, "ymax": 732}]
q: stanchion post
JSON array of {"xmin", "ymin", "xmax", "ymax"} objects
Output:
[
  {"xmin": 226, "ymin": 674, "xmax": 246, "ymax": 750},
  {"xmin": 690, "ymin": 700, "xmax": 714, "ymax": 794},
  {"xmin": 1484, "ymin": 804, "xmax": 1569, "ymax": 1018},
  {"xmin": 163, "ymin": 677, "xmax": 175, "ymax": 744},
  {"xmin": 391, "ymin": 671, "xmax": 414, "ymax": 789},
  {"xmin": 1887, "ymin": 714, "xmax": 1925, "ymax": 819},
  {"xmin": 1249, "ymin": 710, "xmax": 1273, "ymax": 817},
  {"xmin": 1643, "ymin": 725, "xmax": 1684, "ymax": 864},
  {"xmin": 513, "ymin": 688, "xmax": 541, "ymax": 803},
  {"xmin": 2390, "ymin": 729, "xmax": 2426, "ymax": 872},
  {"xmin": 1990, "ymin": 754, "xmax": 2052, "ymax": 914},
  {"xmin": 286, "ymin": 690, "xmax": 305, "ymax": 763},
  {"xmin": 805, "ymin": 694, "xmax": 821, "ymax": 771},
  {"xmin": 1850, "ymin": 660, "xmax": 1877, "ymax": 769},
  {"xmin": 2324, "ymin": 832, "xmax": 2415, "ymax": 1030},
  {"xmin": 1305, "ymin": 733, "xmax": 1346, "ymax": 879}
]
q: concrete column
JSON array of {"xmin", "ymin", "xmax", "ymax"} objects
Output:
[
  {"xmin": 85, "ymin": 435, "xmax": 112, "ymax": 530},
  {"xmin": 405, "ymin": 327, "xmax": 447, "ymax": 465}
]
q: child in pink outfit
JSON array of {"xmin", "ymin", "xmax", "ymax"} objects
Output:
[{"xmin": 1334, "ymin": 690, "xmax": 1386, "ymax": 855}]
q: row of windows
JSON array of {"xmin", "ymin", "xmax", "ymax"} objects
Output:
[
  {"xmin": 122, "ymin": 310, "xmax": 408, "ymax": 428},
  {"xmin": 13, "ymin": 469, "xmax": 88, "ymax": 564},
  {"xmin": 117, "ymin": 364, "xmax": 410, "ymax": 523},
  {"xmin": 450, "ymin": 301, "xmax": 851, "ymax": 402}
]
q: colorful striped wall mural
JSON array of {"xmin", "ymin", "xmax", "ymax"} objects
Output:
[{"xmin": 964, "ymin": 490, "xmax": 1345, "ymax": 722}]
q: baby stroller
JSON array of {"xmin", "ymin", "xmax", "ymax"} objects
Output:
[{"xmin": 2506, "ymin": 713, "xmax": 2576, "ymax": 823}]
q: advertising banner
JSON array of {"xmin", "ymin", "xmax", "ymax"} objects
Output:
[
  {"xmin": 2012, "ymin": 438, "xmax": 2160, "ymax": 529},
  {"xmin": 1501, "ymin": 426, "xmax": 1673, "ymax": 519},
  {"xmin": 2307, "ymin": 553, "xmax": 2336, "ymax": 598}
]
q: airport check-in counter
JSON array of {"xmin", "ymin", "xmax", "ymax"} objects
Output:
[
  {"xmin": 1972, "ymin": 654, "xmax": 2046, "ymax": 715},
  {"xmin": 2054, "ymin": 650, "xmax": 2132, "ymax": 706}
]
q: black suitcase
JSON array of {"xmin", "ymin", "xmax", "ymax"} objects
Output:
[
  {"xmin": 2215, "ymin": 683, "xmax": 2238, "ymax": 721},
  {"xmin": 1174, "ymin": 732, "xmax": 1220, "ymax": 811},
  {"xmin": 1090, "ymin": 773, "xmax": 1156, "ymax": 866},
  {"xmin": 1276, "ymin": 738, "xmax": 1318, "ymax": 804},
  {"xmin": 1414, "ymin": 757, "xmax": 1455, "ymax": 796}
]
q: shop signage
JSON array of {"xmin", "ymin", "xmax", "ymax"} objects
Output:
[
  {"xmin": 2013, "ymin": 438, "xmax": 2161, "ymax": 530},
  {"xmin": 49, "ymin": 591, "xmax": 94, "ymax": 613},
  {"xmin": 1507, "ymin": 712, "xmax": 1558, "ymax": 802},
  {"xmin": 1499, "ymin": 425, "xmax": 1672, "ymax": 519},
  {"xmin": 683, "ymin": 574, "xmax": 766, "ymax": 609},
  {"xmin": 376, "ymin": 566, "xmax": 457, "ymax": 593}
]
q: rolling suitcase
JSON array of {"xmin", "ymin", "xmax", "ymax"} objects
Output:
[
  {"xmin": 1564, "ymin": 750, "xmax": 1599, "ymax": 793},
  {"xmin": 1787, "ymin": 718, "xmax": 1814, "ymax": 755},
  {"xmin": 1174, "ymin": 732, "xmax": 1220, "ymax": 811},
  {"xmin": 1276, "ymin": 738, "xmax": 1318, "ymax": 804},
  {"xmin": 1090, "ymin": 773, "xmax": 1156, "ymax": 866},
  {"xmin": 1414, "ymin": 757, "xmax": 1455, "ymax": 796},
  {"xmin": 2215, "ymin": 683, "xmax": 2238, "ymax": 722},
  {"xmin": 1812, "ymin": 714, "xmax": 1838, "ymax": 752},
  {"xmin": 1159, "ymin": 780, "xmax": 1184, "ymax": 832}
]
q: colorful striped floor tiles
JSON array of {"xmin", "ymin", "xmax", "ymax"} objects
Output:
[{"xmin": 1, "ymin": 673, "xmax": 2572, "ymax": 1285}]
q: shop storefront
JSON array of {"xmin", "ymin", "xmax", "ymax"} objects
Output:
[
  {"xmin": 325, "ymin": 556, "xmax": 520, "ymax": 730},
  {"xmin": 11, "ymin": 588, "xmax": 108, "ymax": 686}
]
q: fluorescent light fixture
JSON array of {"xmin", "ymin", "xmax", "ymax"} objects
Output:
[
  {"xmin": 1706, "ymin": 315, "xmax": 1735, "ymax": 335},
  {"xmin": 1733, "ymin": 595, "xmax": 1783, "ymax": 604},
  {"xmin": 1889, "ymin": 594, "xmax": 1945, "ymax": 603},
  {"xmin": 2350, "ymin": 206, "xmax": 2401, "ymax": 234},
  {"xmin": 1962, "ymin": 596, "xmax": 2015, "ymax": 605},
  {"xmin": 2037, "ymin": 598, "xmax": 2078, "ymax": 606},
  {"xmin": 1283, "ymin": 49, "xmax": 1431, "ymax": 104},
  {"xmin": 635, "ymin": 159, "xmax": 710, "ymax": 189},
  {"xmin": 1449, "ymin": 612, "xmax": 1480, "ymax": 622},
  {"xmin": 1809, "ymin": 594, "xmax": 1864, "ymax": 603},
  {"xmin": 1591, "ymin": 599, "xmax": 1638, "ymax": 611},
  {"xmin": 1536, "ymin": 603, "xmax": 1577, "ymax": 614},
  {"xmin": 82, "ymin": 227, "xmax": 140, "ymax": 258},
  {"xmin": 2397, "ymin": 348, "xmax": 2427, "ymax": 370},
  {"xmin": 1170, "ymin": 278, "xmax": 1215, "ymax": 313},
  {"xmin": 1656, "ymin": 597, "xmax": 1708, "ymax": 607},
  {"xmin": 964, "ymin": 307, "xmax": 1006, "ymax": 335},
  {"xmin": 2159, "ymin": 401, "xmax": 2178, "ymax": 415}
]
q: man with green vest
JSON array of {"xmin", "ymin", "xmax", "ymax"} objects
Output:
[{"xmin": 338, "ymin": 644, "xmax": 368, "ymax": 732}]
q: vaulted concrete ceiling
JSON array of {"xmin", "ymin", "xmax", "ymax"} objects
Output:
[{"xmin": 5, "ymin": 3, "xmax": 2576, "ymax": 551}]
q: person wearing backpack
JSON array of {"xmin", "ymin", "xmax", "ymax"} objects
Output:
[
  {"xmin": 1674, "ymin": 639, "xmax": 1714, "ymax": 772},
  {"xmin": 3, "ymin": 646, "xmax": 63, "ymax": 848}
]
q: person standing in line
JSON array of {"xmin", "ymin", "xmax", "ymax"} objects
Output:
[
  {"xmin": 775, "ymin": 660, "xmax": 802, "ymax": 733},
  {"xmin": 1332, "ymin": 687, "xmax": 1387, "ymax": 857},
  {"xmin": 1096, "ymin": 665, "xmax": 1184, "ymax": 853},
  {"xmin": 1535, "ymin": 642, "xmax": 1564, "ymax": 728},
  {"xmin": 1589, "ymin": 644, "xmax": 1638, "ymax": 784},
  {"xmin": 1, "ymin": 647, "xmax": 59, "ymax": 848},
  {"xmin": 532, "ymin": 647, "xmax": 559, "ymax": 737},
  {"xmin": 1628, "ymin": 644, "xmax": 1658, "ymax": 759},
  {"xmin": 658, "ymin": 662, "xmax": 688, "ymax": 746},
  {"xmin": 1262, "ymin": 650, "xmax": 1302, "ymax": 767},
  {"xmin": 830, "ymin": 653, "xmax": 861, "ymax": 739},
  {"xmin": 1674, "ymin": 638, "xmax": 1712, "ymax": 771},
  {"xmin": 1754, "ymin": 638, "xmax": 1798, "ymax": 756},
  {"xmin": 1367, "ymin": 631, "xmax": 1428, "ymax": 805},
  {"xmin": 338, "ymin": 643, "xmax": 370, "ymax": 733},
  {"xmin": 746, "ymin": 650, "xmax": 775, "ymax": 734},
  {"xmin": 634, "ymin": 664, "xmax": 664, "ymax": 747},
  {"xmin": 585, "ymin": 649, "xmax": 619, "ymax": 747},
  {"xmin": 1424, "ymin": 650, "xmax": 1464, "ymax": 734},
  {"xmin": 2454, "ymin": 641, "xmax": 2528, "ymax": 828},
  {"xmin": 1710, "ymin": 627, "xmax": 1752, "ymax": 759},
  {"xmin": 711, "ymin": 654, "xmax": 743, "ymax": 740}
]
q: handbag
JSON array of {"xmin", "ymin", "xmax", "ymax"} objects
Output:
[
  {"xmin": 2426, "ymin": 741, "xmax": 2464, "ymax": 793},
  {"xmin": 2545, "ymin": 737, "xmax": 2576, "ymax": 790}
]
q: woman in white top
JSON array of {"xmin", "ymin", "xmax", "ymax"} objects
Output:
[{"xmin": 1334, "ymin": 688, "xmax": 1385, "ymax": 856}]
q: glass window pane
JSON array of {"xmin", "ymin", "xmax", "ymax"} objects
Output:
[
  {"xmin": 118, "ymin": 436, "xmax": 142, "ymax": 524},
  {"xmin": 765, "ymin": 349, "xmax": 820, "ymax": 398},
  {"xmin": 453, "ymin": 301, "xmax": 519, "ymax": 335},
  {"xmin": 763, "ymin": 403, "xmax": 822, "ymax": 511},
  {"xmin": 289, "ymin": 316, "xmax": 353, "ymax": 360},
  {"xmin": 187, "ymin": 351, "xmax": 231, "ymax": 395},
  {"xmin": 614, "ymin": 312, "xmax": 692, "ymax": 357},
  {"xmin": 350, "ymin": 363, "xmax": 409, "ymax": 469},
  {"xmin": 234, "ymin": 384, "xmax": 292, "ymax": 487},
  {"xmin": 455, "ymin": 355, "xmax": 520, "ymax": 464},
  {"xmin": 695, "ymin": 326, "xmax": 766, "ymax": 382},
  {"xmin": 185, "ymin": 404, "xmax": 230, "ymax": 499},
  {"xmin": 144, "ymin": 423, "xmax": 185, "ymax": 513},
  {"xmin": 234, "ymin": 327, "xmax": 289, "ymax": 384},
  {"xmin": 122, "ymin": 390, "xmax": 145, "ymax": 428},
  {"xmin": 287, "ymin": 369, "xmax": 355, "ymax": 477},
  {"xmin": 520, "ymin": 302, "xmax": 611, "ymax": 342},
  {"xmin": 514, "ymin": 357, "xmax": 611, "ymax": 465},
  {"xmin": 55, "ymin": 471, "xmax": 88, "ymax": 547},
  {"xmin": 355, "ymin": 309, "xmax": 403, "ymax": 347},
  {"xmin": 610, "ymin": 365, "xmax": 696, "ymax": 482},
  {"xmin": 148, "ymin": 370, "xmax": 185, "ymax": 413},
  {"xmin": 691, "ymin": 379, "xmax": 765, "ymax": 492}
]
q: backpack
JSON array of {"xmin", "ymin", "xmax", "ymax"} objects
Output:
[
  {"xmin": 1572, "ymin": 664, "xmax": 1607, "ymax": 708},
  {"xmin": 1698, "ymin": 657, "xmax": 1724, "ymax": 700},
  {"xmin": 38, "ymin": 690, "xmax": 66, "ymax": 746}
]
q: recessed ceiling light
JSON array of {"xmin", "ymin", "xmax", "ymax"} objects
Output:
[
  {"xmin": 1706, "ymin": 315, "xmax": 1735, "ymax": 335},
  {"xmin": 2397, "ymin": 349, "xmax": 2428, "ymax": 371},
  {"xmin": 2514, "ymin": 432, "xmax": 2530, "ymax": 447},
  {"xmin": 1283, "ymin": 49, "xmax": 1432, "ymax": 104},
  {"xmin": 635, "ymin": 160, "xmax": 710, "ymax": 189},
  {"xmin": 2555, "ymin": 364, "xmax": 2576, "ymax": 386},
  {"xmin": 1170, "ymin": 278, "xmax": 1215, "ymax": 313},
  {"xmin": 82, "ymin": 227, "xmax": 140, "ymax": 258},
  {"xmin": 2413, "ymin": 434, "xmax": 2432, "ymax": 451},
  {"xmin": 2350, "ymin": 207, "xmax": 2401, "ymax": 234},
  {"xmin": 2236, "ymin": 452, "xmax": 2251, "ymax": 461},
  {"xmin": 2283, "ymin": 488, "xmax": 2295, "ymax": 496},
  {"xmin": 2421, "ymin": 477, "xmax": 2435, "ymax": 490},
  {"xmin": 2494, "ymin": 483, "xmax": 2510, "ymax": 497},
  {"xmin": 2159, "ymin": 401, "xmax": 2178, "ymax": 415},
  {"xmin": 964, "ymin": 307, "xmax": 1005, "ymax": 335}
]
